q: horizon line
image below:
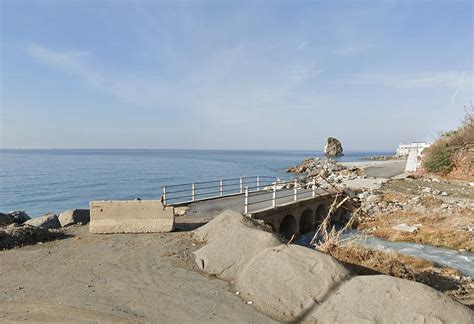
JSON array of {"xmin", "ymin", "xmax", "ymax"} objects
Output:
[{"xmin": 0, "ymin": 147, "xmax": 396, "ymax": 153}]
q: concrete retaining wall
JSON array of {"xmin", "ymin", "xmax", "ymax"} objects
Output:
[{"xmin": 89, "ymin": 200, "xmax": 174, "ymax": 234}]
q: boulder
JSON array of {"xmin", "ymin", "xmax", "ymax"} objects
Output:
[
  {"xmin": 193, "ymin": 210, "xmax": 281, "ymax": 281},
  {"xmin": 324, "ymin": 137, "xmax": 344, "ymax": 157},
  {"xmin": 306, "ymin": 275, "xmax": 474, "ymax": 323},
  {"xmin": 234, "ymin": 244, "xmax": 351, "ymax": 322},
  {"xmin": 8, "ymin": 211, "xmax": 31, "ymax": 224},
  {"xmin": 58, "ymin": 209, "xmax": 90, "ymax": 227},
  {"xmin": 0, "ymin": 213, "xmax": 14, "ymax": 226},
  {"xmin": 24, "ymin": 214, "xmax": 61, "ymax": 229}
]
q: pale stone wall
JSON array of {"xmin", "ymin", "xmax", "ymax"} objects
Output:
[{"xmin": 89, "ymin": 200, "xmax": 174, "ymax": 234}]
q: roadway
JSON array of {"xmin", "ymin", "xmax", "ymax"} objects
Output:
[{"xmin": 183, "ymin": 187, "xmax": 331, "ymax": 218}]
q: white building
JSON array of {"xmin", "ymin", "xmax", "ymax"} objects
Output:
[
  {"xmin": 396, "ymin": 142, "xmax": 431, "ymax": 157},
  {"xmin": 397, "ymin": 142, "xmax": 432, "ymax": 172}
]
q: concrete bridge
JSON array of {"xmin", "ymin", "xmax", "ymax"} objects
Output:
[
  {"xmin": 90, "ymin": 175, "xmax": 351, "ymax": 237},
  {"xmin": 166, "ymin": 176, "xmax": 350, "ymax": 240}
]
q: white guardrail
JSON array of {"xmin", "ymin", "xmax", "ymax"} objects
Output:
[
  {"xmin": 243, "ymin": 178, "xmax": 319, "ymax": 214},
  {"xmin": 162, "ymin": 176, "xmax": 331, "ymax": 214},
  {"xmin": 162, "ymin": 176, "xmax": 278, "ymax": 205}
]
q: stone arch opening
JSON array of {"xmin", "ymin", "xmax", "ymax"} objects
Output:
[
  {"xmin": 315, "ymin": 204, "xmax": 328, "ymax": 227},
  {"xmin": 332, "ymin": 207, "xmax": 349, "ymax": 224},
  {"xmin": 299, "ymin": 209, "xmax": 314, "ymax": 234},
  {"xmin": 279, "ymin": 214, "xmax": 298, "ymax": 240}
]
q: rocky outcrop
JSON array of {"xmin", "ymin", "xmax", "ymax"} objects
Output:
[
  {"xmin": 58, "ymin": 209, "xmax": 90, "ymax": 227},
  {"xmin": 324, "ymin": 137, "xmax": 344, "ymax": 157},
  {"xmin": 287, "ymin": 157, "xmax": 350, "ymax": 175},
  {"xmin": 24, "ymin": 214, "xmax": 61, "ymax": 229}
]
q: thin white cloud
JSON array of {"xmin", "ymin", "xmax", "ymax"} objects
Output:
[
  {"xmin": 349, "ymin": 71, "xmax": 472, "ymax": 89},
  {"xmin": 24, "ymin": 42, "xmax": 321, "ymax": 120},
  {"xmin": 25, "ymin": 42, "xmax": 171, "ymax": 107},
  {"xmin": 26, "ymin": 43, "xmax": 103, "ymax": 85}
]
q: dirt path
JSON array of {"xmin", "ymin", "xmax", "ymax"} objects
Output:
[{"xmin": 0, "ymin": 226, "xmax": 275, "ymax": 323}]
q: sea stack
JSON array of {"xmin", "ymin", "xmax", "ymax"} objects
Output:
[{"xmin": 324, "ymin": 137, "xmax": 344, "ymax": 157}]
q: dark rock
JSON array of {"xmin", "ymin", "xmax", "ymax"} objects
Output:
[
  {"xmin": 0, "ymin": 224, "xmax": 63, "ymax": 250},
  {"xmin": 324, "ymin": 137, "xmax": 344, "ymax": 157},
  {"xmin": 0, "ymin": 213, "xmax": 14, "ymax": 226},
  {"xmin": 8, "ymin": 211, "xmax": 31, "ymax": 224},
  {"xmin": 58, "ymin": 209, "xmax": 90, "ymax": 227}
]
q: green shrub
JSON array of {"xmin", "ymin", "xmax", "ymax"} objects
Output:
[{"xmin": 423, "ymin": 141, "xmax": 454, "ymax": 174}]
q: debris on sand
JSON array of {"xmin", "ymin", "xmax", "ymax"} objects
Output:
[{"xmin": 0, "ymin": 224, "xmax": 64, "ymax": 250}]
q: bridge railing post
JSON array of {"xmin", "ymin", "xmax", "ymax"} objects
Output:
[
  {"xmin": 220, "ymin": 179, "xmax": 223, "ymax": 196},
  {"xmin": 294, "ymin": 179, "xmax": 298, "ymax": 201},
  {"xmin": 256, "ymin": 176, "xmax": 260, "ymax": 191},
  {"xmin": 240, "ymin": 177, "xmax": 243, "ymax": 194},
  {"xmin": 312, "ymin": 178, "xmax": 316, "ymax": 197},
  {"xmin": 162, "ymin": 186, "xmax": 167, "ymax": 205},
  {"xmin": 192, "ymin": 182, "xmax": 196, "ymax": 201},
  {"xmin": 244, "ymin": 187, "xmax": 249, "ymax": 214},
  {"xmin": 272, "ymin": 183, "xmax": 276, "ymax": 208}
]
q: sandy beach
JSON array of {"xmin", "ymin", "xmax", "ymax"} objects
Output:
[{"xmin": 0, "ymin": 225, "xmax": 274, "ymax": 323}]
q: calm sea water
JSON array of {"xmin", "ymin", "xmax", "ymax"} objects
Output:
[{"xmin": 0, "ymin": 149, "xmax": 391, "ymax": 217}]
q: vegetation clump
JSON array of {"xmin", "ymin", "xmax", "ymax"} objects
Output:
[
  {"xmin": 423, "ymin": 140, "xmax": 454, "ymax": 174},
  {"xmin": 423, "ymin": 106, "xmax": 474, "ymax": 176}
]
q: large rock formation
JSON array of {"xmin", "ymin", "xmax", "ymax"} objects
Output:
[{"xmin": 324, "ymin": 137, "xmax": 344, "ymax": 157}]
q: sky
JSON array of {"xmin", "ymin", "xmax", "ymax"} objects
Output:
[{"xmin": 1, "ymin": 0, "xmax": 472, "ymax": 151}]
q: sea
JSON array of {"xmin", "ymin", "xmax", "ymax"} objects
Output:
[{"xmin": 0, "ymin": 149, "xmax": 392, "ymax": 217}]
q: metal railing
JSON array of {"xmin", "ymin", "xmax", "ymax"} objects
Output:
[
  {"xmin": 162, "ymin": 175, "xmax": 278, "ymax": 205},
  {"xmin": 163, "ymin": 173, "xmax": 346, "ymax": 214},
  {"xmin": 244, "ymin": 178, "xmax": 319, "ymax": 214}
]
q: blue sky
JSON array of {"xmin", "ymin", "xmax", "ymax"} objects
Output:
[{"xmin": 1, "ymin": 0, "xmax": 472, "ymax": 150}]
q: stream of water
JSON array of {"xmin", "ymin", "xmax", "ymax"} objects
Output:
[{"xmin": 297, "ymin": 231, "xmax": 474, "ymax": 277}]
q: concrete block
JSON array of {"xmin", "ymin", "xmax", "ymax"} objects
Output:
[{"xmin": 89, "ymin": 200, "xmax": 174, "ymax": 234}]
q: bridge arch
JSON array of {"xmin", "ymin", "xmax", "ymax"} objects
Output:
[
  {"xmin": 279, "ymin": 214, "xmax": 298, "ymax": 240},
  {"xmin": 315, "ymin": 203, "xmax": 328, "ymax": 227},
  {"xmin": 332, "ymin": 207, "xmax": 348, "ymax": 224},
  {"xmin": 299, "ymin": 208, "xmax": 314, "ymax": 234}
]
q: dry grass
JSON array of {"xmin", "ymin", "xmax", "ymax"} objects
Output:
[
  {"xmin": 359, "ymin": 210, "xmax": 474, "ymax": 250},
  {"xmin": 310, "ymin": 203, "xmax": 471, "ymax": 307},
  {"xmin": 326, "ymin": 244, "xmax": 459, "ymax": 279},
  {"xmin": 310, "ymin": 195, "xmax": 356, "ymax": 251}
]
